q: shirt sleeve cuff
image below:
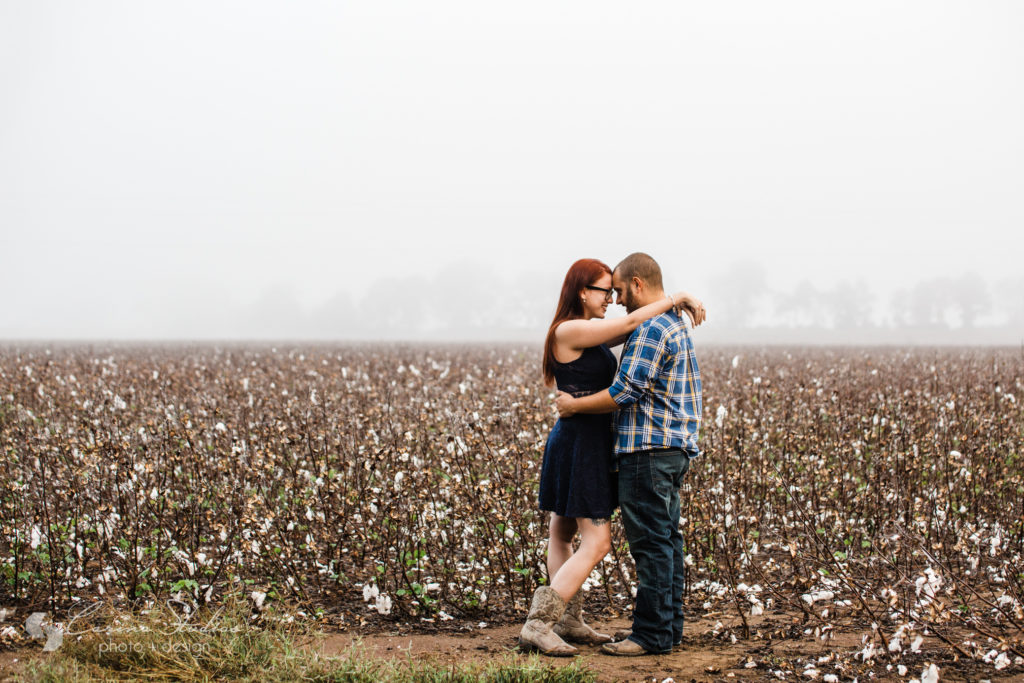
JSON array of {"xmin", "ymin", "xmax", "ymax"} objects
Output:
[{"xmin": 609, "ymin": 380, "xmax": 638, "ymax": 406}]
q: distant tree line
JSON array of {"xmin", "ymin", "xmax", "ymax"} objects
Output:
[
  {"xmin": 6, "ymin": 263, "xmax": 1018, "ymax": 343},
  {"xmin": 230, "ymin": 265, "xmax": 1022, "ymax": 344}
]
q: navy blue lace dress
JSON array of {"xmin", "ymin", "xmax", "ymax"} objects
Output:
[{"xmin": 538, "ymin": 344, "xmax": 618, "ymax": 519}]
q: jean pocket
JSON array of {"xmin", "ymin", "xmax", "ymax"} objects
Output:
[{"xmin": 652, "ymin": 466, "xmax": 676, "ymax": 500}]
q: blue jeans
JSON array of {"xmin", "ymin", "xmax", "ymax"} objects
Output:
[{"xmin": 617, "ymin": 449, "xmax": 693, "ymax": 654}]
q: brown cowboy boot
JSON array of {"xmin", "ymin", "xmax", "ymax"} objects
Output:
[
  {"xmin": 518, "ymin": 586, "xmax": 578, "ymax": 656},
  {"xmin": 553, "ymin": 591, "xmax": 612, "ymax": 644},
  {"xmin": 610, "ymin": 628, "xmax": 684, "ymax": 651}
]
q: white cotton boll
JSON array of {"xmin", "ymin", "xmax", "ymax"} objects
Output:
[
  {"xmin": 30, "ymin": 526, "xmax": 42, "ymax": 550},
  {"xmin": 911, "ymin": 635, "xmax": 924, "ymax": 652},
  {"xmin": 251, "ymin": 591, "xmax": 266, "ymax": 610},
  {"xmin": 732, "ymin": 355, "xmax": 739, "ymax": 368},
  {"xmin": 215, "ymin": 422, "xmax": 226, "ymax": 432},
  {"xmin": 994, "ymin": 652, "xmax": 1010, "ymax": 670},
  {"xmin": 715, "ymin": 405, "xmax": 727, "ymax": 428},
  {"xmin": 375, "ymin": 594, "xmax": 392, "ymax": 615},
  {"xmin": 898, "ymin": 665, "xmax": 908, "ymax": 676},
  {"xmin": 823, "ymin": 676, "xmax": 839, "ymax": 683},
  {"xmin": 857, "ymin": 642, "xmax": 877, "ymax": 662},
  {"xmin": 802, "ymin": 591, "xmax": 834, "ymax": 605},
  {"xmin": 921, "ymin": 664, "xmax": 939, "ymax": 683}
]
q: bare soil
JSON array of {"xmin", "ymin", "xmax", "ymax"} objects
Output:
[
  {"xmin": 3, "ymin": 609, "xmax": 1022, "ymax": 682},
  {"xmin": 318, "ymin": 613, "xmax": 773, "ymax": 682},
  {"xmin": 313, "ymin": 610, "xmax": 1022, "ymax": 683}
]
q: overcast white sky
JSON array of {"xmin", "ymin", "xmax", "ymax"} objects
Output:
[{"xmin": 2, "ymin": 1, "xmax": 1022, "ymax": 340}]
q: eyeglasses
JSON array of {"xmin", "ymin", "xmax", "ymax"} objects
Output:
[{"xmin": 585, "ymin": 285, "xmax": 614, "ymax": 301}]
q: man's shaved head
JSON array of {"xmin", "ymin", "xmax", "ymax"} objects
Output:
[{"xmin": 614, "ymin": 252, "xmax": 663, "ymax": 291}]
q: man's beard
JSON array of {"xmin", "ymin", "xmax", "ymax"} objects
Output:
[{"xmin": 623, "ymin": 288, "xmax": 639, "ymax": 313}]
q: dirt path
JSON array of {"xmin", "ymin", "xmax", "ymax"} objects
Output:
[
  {"xmin": 3, "ymin": 611, "xmax": 1020, "ymax": 682},
  {"xmin": 315, "ymin": 610, "xmax": 1024, "ymax": 682},
  {"xmin": 0, "ymin": 613, "xmax": 814, "ymax": 682},
  {"xmin": 316, "ymin": 613, "xmax": 865, "ymax": 683}
]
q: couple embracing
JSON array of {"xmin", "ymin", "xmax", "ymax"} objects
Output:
[{"xmin": 520, "ymin": 252, "xmax": 705, "ymax": 657}]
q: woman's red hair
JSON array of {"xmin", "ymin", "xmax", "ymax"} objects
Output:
[{"xmin": 542, "ymin": 258, "xmax": 613, "ymax": 386}]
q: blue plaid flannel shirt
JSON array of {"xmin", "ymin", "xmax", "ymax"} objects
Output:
[{"xmin": 608, "ymin": 311, "xmax": 702, "ymax": 456}]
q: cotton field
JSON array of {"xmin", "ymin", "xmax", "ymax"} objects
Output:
[{"xmin": 1, "ymin": 343, "xmax": 1022, "ymax": 677}]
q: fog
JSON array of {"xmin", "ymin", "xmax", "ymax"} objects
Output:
[{"xmin": 2, "ymin": 2, "xmax": 1022, "ymax": 344}]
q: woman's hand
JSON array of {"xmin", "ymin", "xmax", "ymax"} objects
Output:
[{"xmin": 671, "ymin": 291, "xmax": 706, "ymax": 327}]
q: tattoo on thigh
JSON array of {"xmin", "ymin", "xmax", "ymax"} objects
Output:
[{"xmin": 590, "ymin": 517, "xmax": 610, "ymax": 527}]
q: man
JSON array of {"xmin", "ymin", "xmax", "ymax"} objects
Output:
[{"xmin": 555, "ymin": 252, "xmax": 703, "ymax": 656}]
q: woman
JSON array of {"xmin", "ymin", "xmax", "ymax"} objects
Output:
[{"xmin": 519, "ymin": 258, "xmax": 705, "ymax": 656}]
